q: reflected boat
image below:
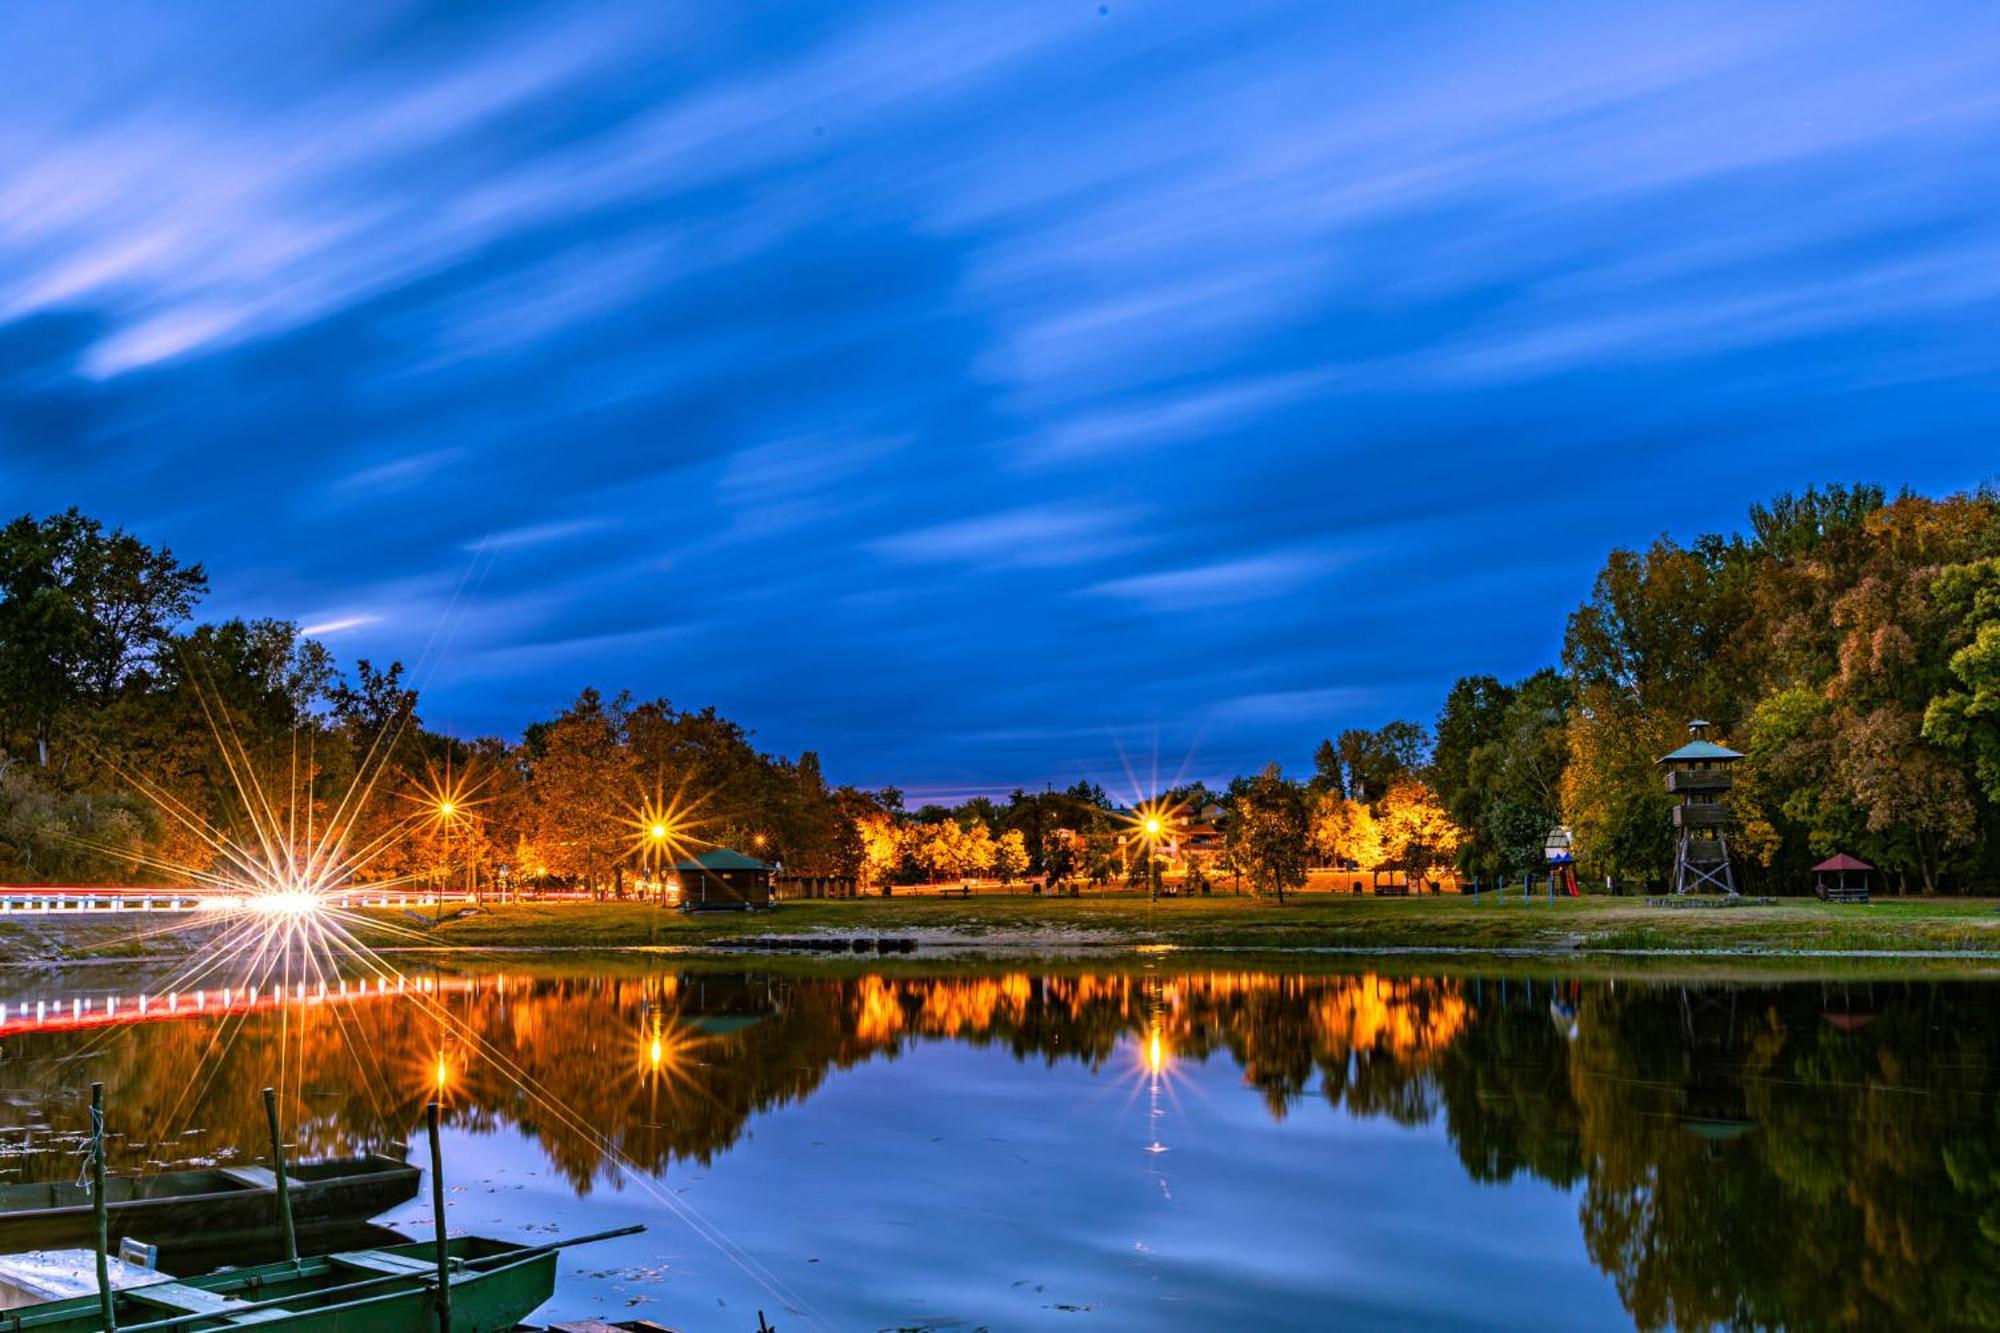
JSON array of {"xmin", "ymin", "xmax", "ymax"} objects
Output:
[{"xmin": 0, "ymin": 1154, "xmax": 418, "ymax": 1254}]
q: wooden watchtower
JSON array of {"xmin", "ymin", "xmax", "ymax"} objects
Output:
[{"xmin": 1659, "ymin": 720, "xmax": 1742, "ymax": 896}]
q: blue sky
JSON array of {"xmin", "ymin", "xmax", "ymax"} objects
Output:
[{"xmin": 2, "ymin": 2, "xmax": 1995, "ymax": 798}]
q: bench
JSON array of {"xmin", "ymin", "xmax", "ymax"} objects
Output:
[
  {"xmin": 217, "ymin": 1166, "xmax": 286, "ymax": 1190},
  {"xmin": 333, "ymin": 1250, "xmax": 444, "ymax": 1278},
  {"xmin": 125, "ymin": 1283, "xmax": 296, "ymax": 1324}
]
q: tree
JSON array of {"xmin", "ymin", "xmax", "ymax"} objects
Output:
[
  {"xmin": 852, "ymin": 809, "xmax": 904, "ymax": 892},
  {"xmin": 1235, "ymin": 763, "xmax": 1309, "ymax": 902},
  {"xmin": 0, "ymin": 510, "xmax": 207, "ymax": 766},
  {"xmin": 522, "ymin": 690, "xmax": 633, "ymax": 894},
  {"xmin": 1922, "ymin": 557, "xmax": 2000, "ymax": 804},
  {"xmin": 994, "ymin": 828, "xmax": 1029, "ymax": 883},
  {"xmin": 1334, "ymin": 722, "xmax": 1427, "ymax": 803},
  {"xmin": 917, "ymin": 818, "xmax": 996, "ymax": 882},
  {"xmin": 1560, "ymin": 535, "xmax": 1754, "ymax": 885},
  {"xmin": 1434, "ymin": 670, "xmax": 1571, "ymax": 879},
  {"xmin": 1377, "ymin": 780, "xmax": 1463, "ymax": 889},
  {"xmin": 1309, "ymin": 739, "xmax": 1346, "ymax": 797},
  {"xmin": 1310, "ymin": 790, "xmax": 1383, "ymax": 872}
]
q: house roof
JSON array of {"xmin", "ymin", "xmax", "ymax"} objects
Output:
[
  {"xmin": 1812, "ymin": 853, "xmax": 1874, "ymax": 873},
  {"xmin": 669, "ymin": 848, "xmax": 774, "ymax": 873},
  {"xmin": 1659, "ymin": 739, "xmax": 1744, "ymax": 763}
]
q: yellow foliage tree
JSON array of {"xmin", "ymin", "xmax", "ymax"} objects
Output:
[
  {"xmin": 1311, "ymin": 790, "xmax": 1384, "ymax": 870},
  {"xmin": 855, "ymin": 812, "xmax": 904, "ymax": 891},
  {"xmin": 918, "ymin": 819, "xmax": 996, "ymax": 881},
  {"xmin": 1377, "ymin": 780, "xmax": 1463, "ymax": 887},
  {"xmin": 994, "ymin": 828, "xmax": 1029, "ymax": 882}
]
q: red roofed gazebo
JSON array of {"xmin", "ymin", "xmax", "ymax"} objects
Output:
[{"xmin": 1813, "ymin": 854, "xmax": 1873, "ymax": 905}]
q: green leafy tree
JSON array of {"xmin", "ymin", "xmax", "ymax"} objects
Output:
[
  {"xmin": 1235, "ymin": 763, "xmax": 1309, "ymax": 902},
  {"xmin": 0, "ymin": 509, "xmax": 207, "ymax": 767}
]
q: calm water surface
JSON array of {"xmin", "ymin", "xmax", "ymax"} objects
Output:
[{"xmin": 0, "ymin": 957, "xmax": 1992, "ymax": 1331}]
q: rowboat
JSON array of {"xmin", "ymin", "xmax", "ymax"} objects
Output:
[
  {"xmin": 0, "ymin": 1234, "xmax": 565, "ymax": 1332},
  {"xmin": 0, "ymin": 1155, "xmax": 419, "ymax": 1253}
]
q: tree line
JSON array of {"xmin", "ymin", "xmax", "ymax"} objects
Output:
[
  {"xmin": 0, "ymin": 509, "xmax": 866, "ymax": 892},
  {"xmin": 1236, "ymin": 482, "xmax": 2000, "ymax": 895},
  {"xmin": 6, "ymin": 483, "xmax": 1999, "ymax": 894}
]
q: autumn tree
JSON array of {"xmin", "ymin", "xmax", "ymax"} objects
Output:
[
  {"xmin": 1377, "ymin": 780, "xmax": 1463, "ymax": 889},
  {"xmin": 1310, "ymin": 790, "xmax": 1383, "ymax": 872},
  {"xmin": 994, "ymin": 828, "xmax": 1029, "ymax": 883}
]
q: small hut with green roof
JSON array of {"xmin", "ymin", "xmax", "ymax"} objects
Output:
[{"xmin": 670, "ymin": 848, "xmax": 774, "ymax": 911}]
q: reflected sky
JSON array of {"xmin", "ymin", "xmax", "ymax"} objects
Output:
[{"xmin": 0, "ymin": 961, "xmax": 1992, "ymax": 1329}]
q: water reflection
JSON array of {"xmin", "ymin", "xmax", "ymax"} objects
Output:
[{"xmin": 0, "ymin": 963, "xmax": 1994, "ymax": 1328}]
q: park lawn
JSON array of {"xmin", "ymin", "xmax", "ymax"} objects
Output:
[
  {"xmin": 6, "ymin": 893, "xmax": 1997, "ymax": 964},
  {"xmin": 330, "ymin": 891, "xmax": 2000, "ymax": 956}
]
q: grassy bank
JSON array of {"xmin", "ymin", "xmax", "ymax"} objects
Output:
[
  {"xmin": 342, "ymin": 891, "xmax": 2000, "ymax": 955},
  {"xmin": 3, "ymin": 892, "xmax": 1997, "ymax": 964}
]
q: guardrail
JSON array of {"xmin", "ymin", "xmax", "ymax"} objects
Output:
[{"xmin": 0, "ymin": 886, "xmax": 480, "ymax": 915}]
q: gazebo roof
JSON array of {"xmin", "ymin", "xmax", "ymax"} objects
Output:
[
  {"xmin": 1658, "ymin": 739, "xmax": 1744, "ymax": 763},
  {"xmin": 668, "ymin": 848, "xmax": 774, "ymax": 873},
  {"xmin": 1812, "ymin": 853, "xmax": 1874, "ymax": 873}
]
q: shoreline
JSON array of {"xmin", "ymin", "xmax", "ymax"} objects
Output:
[{"xmin": 2, "ymin": 893, "xmax": 1998, "ymax": 971}]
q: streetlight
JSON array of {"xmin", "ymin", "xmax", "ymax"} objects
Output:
[
  {"xmin": 645, "ymin": 821, "xmax": 672, "ymax": 902},
  {"xmin": 1140, "ymin": 810, "xmax": 1165, "ymax": 903}
]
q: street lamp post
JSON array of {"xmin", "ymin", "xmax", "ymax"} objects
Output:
[
  {"xmin": 647, "ymin": 823, "xmax": 670, "ymax": 904},
  {"xmin": 1143, "ymin": 815, "xmax": 1163, "ymax": 904}
]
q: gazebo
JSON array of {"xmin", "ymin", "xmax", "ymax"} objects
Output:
[{"xmin": 1812, "ymin": 854, "xmax": 1873, "ymax": 905}]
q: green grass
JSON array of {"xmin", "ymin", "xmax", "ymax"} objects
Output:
[
  {"xmin": 5, "ymin": 892, "xmax": 1997, "ymax": 965},
  {"xmin": 331, "ymin": 891, "xmax": 2000, "ymax": 956}
]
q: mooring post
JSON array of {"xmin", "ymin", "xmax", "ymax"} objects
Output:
[
  {"xmin": 263, "ymin": 1087, "xmax": 298, "ymax": 1265},
  {"xmin": 428, "ymin": 1101, "xmax": 451, "ymax": 1333},
  {"xmin": 90, "ymin": 1081, "xmax": 117, "ymax": 1332}
]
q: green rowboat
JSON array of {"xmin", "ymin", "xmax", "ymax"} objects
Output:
[
  {"xmin": 0, "ymin": 1234, "xmax": 573, "ymax": 1333},
  {"xmin": 0, "ymin": 1155, "xmax": 419, "ymax": 1254}
]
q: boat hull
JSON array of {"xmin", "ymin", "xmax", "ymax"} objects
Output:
[
  {"xmin": 0, "ymin": 1155, "xmax": 419, "ymax": 1253},
  {"xmin": 2, "ymin": 1237, "xmax": 556, "ymax": 1333}
]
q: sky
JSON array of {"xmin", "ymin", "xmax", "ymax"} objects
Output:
[{"xmin": 2, "ymin": 2, "xmax": 1997, "ymax": 800}]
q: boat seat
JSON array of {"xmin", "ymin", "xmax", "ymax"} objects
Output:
[
  {"xmin": 216, "ymin": 1166, "xmax": 286, "ymax": 1190},
  {"xmin": 124, "ymin": 1282, "xmax": 296, "ymax": 1324},
  {"xmin": 333, "ymin": 1250, "xmax": 444, "ymax": 1278}
]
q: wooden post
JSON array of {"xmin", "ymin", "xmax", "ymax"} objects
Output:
[
  {"xmin": 90, "ymin": 1082, "xmax": 117, "ymax": 1332},
  {"xmin": 263, "ymin": 1087, "xmax": 298, "ymax": 1265},
  {"xmin": 427, "ymin": 1101, "xmax": 451, "ymax": 1333}
]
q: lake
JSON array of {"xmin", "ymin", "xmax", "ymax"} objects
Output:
[{"xmin": 0, "ymin": 955, "xmax": 1992, "ymax": 1331}]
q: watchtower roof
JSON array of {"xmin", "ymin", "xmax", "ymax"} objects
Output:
[{"xmin": 1658, "ymin": 739, "xmax": 1743, "ymax": 764}]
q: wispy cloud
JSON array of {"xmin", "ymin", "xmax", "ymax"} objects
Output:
[
  {"xmin": 465, "ymin": 517, "xmax": 617, "ymax": 552},
  {"xmin": 872, "ymin": 504, "xmax": 1145, "ymax": 569},
  {"xmin": 1089, "ymin": 551, "xmax": 1336, "ymax": 611},
  {"xmin": 299, "ymin": 613, "xmax": 380, "ymax": 637}
]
